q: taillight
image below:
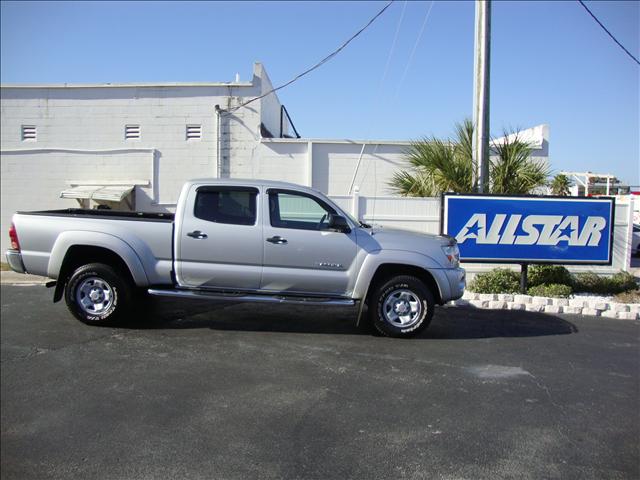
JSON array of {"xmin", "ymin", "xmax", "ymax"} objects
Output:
[
  {"xmin": 9, "ymin": 223, "xmax": 20, "ymax": 251},
  {"xmin": 441, "ymin": 242, "xmax": 460, "ymax": 268}
]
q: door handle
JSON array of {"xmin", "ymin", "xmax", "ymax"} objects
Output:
[
  {"xmin": 187, "ymin": 230, "xmax": 208, "ymax": 239},
  {"xmin": 266, "ymin": 236, "xmax": 287, "ymax": 244}
]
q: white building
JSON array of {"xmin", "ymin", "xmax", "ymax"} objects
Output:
[{"xmin": 0, "ymin": 62, "xmax": 550, "ymax": 253}]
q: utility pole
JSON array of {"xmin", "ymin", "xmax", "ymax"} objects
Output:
[{"xmin": 472, "ymin": 0, "xmax": 491, "ymax": 193}]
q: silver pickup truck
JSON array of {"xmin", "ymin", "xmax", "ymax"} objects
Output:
[{"xmin": 5, "ymin": 179, "xmax": 465, "ymax": 338}]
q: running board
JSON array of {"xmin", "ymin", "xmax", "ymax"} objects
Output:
[{"xmin": 147, "ymin": 288, "xmax": 355, "ymax": 306}]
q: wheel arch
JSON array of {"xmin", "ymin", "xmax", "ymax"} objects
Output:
[
  {"xmin": 366, "ymin": 263, "xmax": 443, "ymax": 305},
  {"xmin": 354, "ymin": 260, "xmax": 445, "ymax": 328},
  {"xmin": 50, "ymin": 236, "xmax": 147, "ymax": 302}
]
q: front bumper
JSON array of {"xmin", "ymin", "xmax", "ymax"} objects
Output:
[
  {"xmin": 5, "ymin": 249, "xmax": 26, "ymax": 274},
  {"xmin": 444, "ymin": 267, "xmax": 466, "ymax": 301}
]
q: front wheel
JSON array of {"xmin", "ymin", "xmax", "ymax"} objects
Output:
[
  {"xmin": 370, "ymin": 275, "xmax": 435, "ymax": 338},
  {"xmin": 65, "ymin": 263, "xmax": 132, "ymax": 326}
]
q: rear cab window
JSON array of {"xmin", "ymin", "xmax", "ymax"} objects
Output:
[{"xmin": 194, "ymin": 186, "xmax": 258, "ymax": 226}]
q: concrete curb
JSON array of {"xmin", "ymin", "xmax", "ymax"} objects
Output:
[{"xmin": 448, "ymin": 291, "xmax": 640, "ymax": 320}]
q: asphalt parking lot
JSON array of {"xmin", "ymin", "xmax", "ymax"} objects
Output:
[{"xmin": 1, "ymin": 284, "xmax": 639, "ymax": 480}]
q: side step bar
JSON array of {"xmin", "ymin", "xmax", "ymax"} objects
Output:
[{"xmin": 147, "ymin": 288, "xmax": 355, "ymax": 306}]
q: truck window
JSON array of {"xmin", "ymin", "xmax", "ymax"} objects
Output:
[
  {"xmin": 269, "ymin": 190, "xmax": 335, "ymax": 231},
  {"xmin": 194, "ymin": 187, "xmax": 257, "ymax": 226}
]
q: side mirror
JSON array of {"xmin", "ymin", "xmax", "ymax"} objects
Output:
[{"xmin": 327, "ymin": 214, "xmax": 351, "ymax": 233}]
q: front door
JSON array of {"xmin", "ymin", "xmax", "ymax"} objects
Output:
[
  {"xmin": 177, "ymin": 185, "xmax": 263, "ymax": 289},
  {"xmin": 261, "ymin": 189, "xmax": 358, "ymax": 295}
]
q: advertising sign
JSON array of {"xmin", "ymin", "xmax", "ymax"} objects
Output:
[{"xmin": 442, "ymin": 194, "xmax": 615, "ymax": 264}]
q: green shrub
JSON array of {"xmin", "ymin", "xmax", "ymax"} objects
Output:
[
  {"xmin": 469, "ymin": 268, "xmax": 520, "ymax": 294},
  {"xmin": 528, "ymin": 265, "xmax": 574, "ymax": 289},
  {"xmin": 610, "ymin": 271, "xmax": 638, "ymax": 292},
  {"xmin": 527, "ymin": 283, "xmax": 572, "ymax": 298},
  {"xmin": 573, "ymin": 273, "xmax": 604, "ymax": 293},
  {"xmin": 469, "ymin": 268, "xmax": 637, "ymax": 296},
  {"xmin": 574, "ymin": 271, "xmax": 638, "ymax": 295}
]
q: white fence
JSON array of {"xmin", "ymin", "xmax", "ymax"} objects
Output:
[{"xmin": 330, "ymin": 192, "xmax": 635, "ymax": 276}]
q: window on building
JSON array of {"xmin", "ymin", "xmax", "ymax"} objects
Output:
[
  {"xmin": 21, "ymin": 125, "xmax": 36, "ymax": 141},
  {"xmin": 125, "ymin": 124, "xmax": 140, "ymax": 140},
  {"xmin": 186, "ymin": 124, "xmax": 202, "ymax": 140},
  {"xmin": 268, "ymin": 190, "xmax": 336, "ymax": 231},
  {"xmin": 194, "ymin": 187, "xmax": 257, "ymax": 226}
]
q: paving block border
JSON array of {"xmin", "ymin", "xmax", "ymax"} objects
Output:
[{"xmin": 450, "ymin": 291, "xmax": 639, "ymax": 320}]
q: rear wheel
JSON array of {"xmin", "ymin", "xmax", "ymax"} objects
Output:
[
  {"xmin": 369, "ymin": 275, "xmax": 434, "ymax": 338},
  {"xmin": 65, "ymin": 263, "xmax": 132, "ymax": 326}
]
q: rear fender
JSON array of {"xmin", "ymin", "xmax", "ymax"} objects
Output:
[{"xmin": 48, "ymin": 231, "xmax": 149, "ymax": 286}]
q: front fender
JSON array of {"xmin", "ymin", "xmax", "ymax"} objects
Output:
[
  {"xmin": 352, "ymin": 250, "xmax": 448, "ymax": 300},
  {"xmin": 47, "ymin": 231, "xmax": 149, "ymax": 286}
]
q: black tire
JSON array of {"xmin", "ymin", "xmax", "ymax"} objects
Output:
[
  {"xmin": 369, "ymin": 275, "xmax": 434, "ymax": 338},
  {"xmin": 64, "ymin": 263, "xmax": 132, "ymax": 326}
]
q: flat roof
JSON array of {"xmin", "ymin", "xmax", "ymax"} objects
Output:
[
  {"xmin": 0, "ymin": 81, "xmax": 254, "ymax": 89},
  {"xmin": 262, "ymin": 138, "xmax": 412, "ymax": 146}
]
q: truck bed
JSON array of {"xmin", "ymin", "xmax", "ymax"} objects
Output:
[{"xmin": 12, "ymin": 209, "xmax": 175, "ymax": 285}]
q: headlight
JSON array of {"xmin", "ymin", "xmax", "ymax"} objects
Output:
[{"xmin": 441, "ymin": 243, "xmax": 460, "ymax": 268}]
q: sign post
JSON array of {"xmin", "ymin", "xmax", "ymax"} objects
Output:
[{"xmin": 520, "ymin": 263, "xmax": 528, "ymax": 294}]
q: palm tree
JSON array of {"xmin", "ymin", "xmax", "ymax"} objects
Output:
[
  {"xmin": 549, "ymin": 174, "xmax": 572, "ymax": 196},
  {"xmin": 389, "ymin": 120, "xmax": 549, "ymax": 196},
  {"xmin": 389, "ymin": 120, "xmax": 475, "ymax": 197},
  {"xmin": 489, "ymin": 131, "xmax": 548, "ymax": 195}
]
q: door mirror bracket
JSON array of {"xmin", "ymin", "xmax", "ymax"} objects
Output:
[{"xmin": 327, "ymin": 214, "xmax": 351, "ymax": 233}]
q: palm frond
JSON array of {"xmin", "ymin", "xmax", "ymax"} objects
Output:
[
  {"xmin": 388, "ymin": 170, "xmax": 436, "ymax": 197},
  {"xmin": 489, "ymin": 132, "xmax": 548, "ymax": 194},
  {"xmin": 549, "ymin": 174, "xmax": 572, "ymax": 196},
  {"xmin": 389, "ymin": 120, "xmax": 547, "ymax": 197}
]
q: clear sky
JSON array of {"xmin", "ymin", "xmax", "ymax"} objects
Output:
[{"xmin": 1, "ymin": 0, "xmax": 638, "ymax": 185}]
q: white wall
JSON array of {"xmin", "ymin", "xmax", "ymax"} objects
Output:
[
  {"xmin": 0, "ymin": 149, "xmax": 153, "ymax": 251},
  {"xmin": 257, "ymin": 64, "xmax": 287, "ymax": 138},
  {"xmin": 0, "ymin": 85, "xmax": 228, "ymax": 203},
  {"xmin": 260, "ymin": 126, "xmax": 550, "ymax": 197},
  {"xmin": 0, "ymin": 63, "xmax": 284, "ymax": 252},
  {"xmin": 313, "ymin": 142, "xmax": 408, "ymax": 196}
]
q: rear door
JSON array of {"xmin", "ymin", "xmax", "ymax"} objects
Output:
[
  {"xmin": 176, "ymin": 185, "xmax": 263, "ymax": 289},
  {"xmin": 261, "ymin": 189, "xmax": 358, "ymax": 295}
]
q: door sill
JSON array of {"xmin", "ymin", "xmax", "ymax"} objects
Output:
[{"xmin": 147, "ymin": 288, "xmax": 355, "ymax": 306}]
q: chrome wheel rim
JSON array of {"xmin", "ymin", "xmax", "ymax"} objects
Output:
[
  {"xmin": 382, "ymin": 289, "xmax": 423, "ymax": 328},
  {"xmin": 76, "ymin": 277, "xmax": 114, "ymax": 315}
]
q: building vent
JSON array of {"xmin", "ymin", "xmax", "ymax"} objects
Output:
[
  {"xmin": 186, "ymin": 124, "xmax": 202, "ymax": 140},
  {"xmin": 125, "ymin": 124, "xmax": 140, "ymax": 140},
  {"xmin": 21, "ymin": 125, "xmax": 36, "ymax": 141}
]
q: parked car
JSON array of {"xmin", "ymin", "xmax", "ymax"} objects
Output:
[
  {"xmin": 633, "ymin": 224, "xmax": 640, "ymax": 257},
  {"xmin": 5, "ymin": 179, "xmax": 465, "ymax": 338}
]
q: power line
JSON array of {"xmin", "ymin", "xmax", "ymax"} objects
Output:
[
  {"xmin": 393, "ymin": 0, "xmax": 435, "ymax": 101},
  {"xmin": 577, "ymin": 0, "xmax": 640, "ymax": 66},
  {"xmin": 348, "ymin": 0, "xmax": 408, "ymax": 195},
  {"xmin": 224, "ymin": 1, "xmax": 395, "ymax": 114},
  {"xmin": 377, "ymin": 0, "xmax": 408, "ymax": 94},
  {"xmin": 355, "ymin": 1, "xmax": 436, "ymax": 198}
]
